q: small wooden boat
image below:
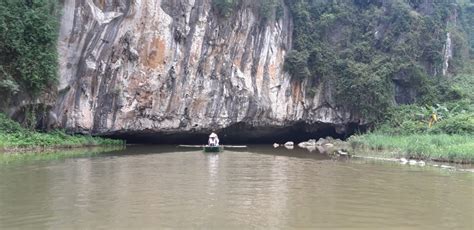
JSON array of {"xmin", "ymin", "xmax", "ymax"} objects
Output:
[
  {"xmin": 203, "ymin": 146, "xmax": 224, "ymax": 152},
  {"xmin": 178, "ymin": 145, "xmax": 247, "ymax": 149}
]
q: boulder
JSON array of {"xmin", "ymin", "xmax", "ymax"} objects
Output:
[
  {"xmin": 299, "ymin": 138, "xmax": 351, "ymax": 156},
  {"xmin": 323, "ymin": 143, "xmax": 334, "ymax": 148},
  {"xmin": 400, "ymin": 158, "xmax": 408, "ymax": 164},
  {"xmin": 441, "ymin": 165, "xmax": 455, "ymax": 169},
  {"xmin": 316, "ymin": 138, "xmax": 329, "ymax": 146},
  {"xmin": 337, "ymin": 150, "xmax": 349, "ymax": 156},
  {"xmin": 298, "ymin": 139, "xmax": 316, "ymax": 147}
]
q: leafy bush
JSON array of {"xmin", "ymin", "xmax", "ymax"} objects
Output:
[
  {"xmin": 375, "ymin": 99, "xmax": 474, "ymax": 135},
  {"xmin": 433, "ymin": 113, "xmax": 474, "ymax": 134},
  {"xmin": 0, "ymin": 113, "xmax": 24, "ymax": 134}
]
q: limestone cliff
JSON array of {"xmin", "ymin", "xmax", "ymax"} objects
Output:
[{"xmin": 55, "ymin": 0, "xmax": 356, "ymax": 140}]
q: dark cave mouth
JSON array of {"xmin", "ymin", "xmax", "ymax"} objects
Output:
[{"xmin": 106, "ymin": 122, "xmax": 365, "ymax": 145}]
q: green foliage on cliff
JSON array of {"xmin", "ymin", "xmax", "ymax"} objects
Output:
[
  {"xmin": 459, "ymin": 0, "xmax": 474, "ymax": 56},
  {"xmin": 0, "ymin": 0, "xmax": 59, "ymax": 96},
  {"xmin": 212, "ymin": 0, "xmax": 237, "ymax": 17},
  {"xmin": 284, "ymin": 0, "xmax": 470, "ymax": 122},
  {"xmin": 284, "ymin": 51, "xmax": 310, "ymax": 79},
  {"xmin": 213, "ymin": 0, "xmax": 283, "ymax": 21},
  {"xmin": 257, "ymin": 0, "xmax": 282, "ymax": 21}
]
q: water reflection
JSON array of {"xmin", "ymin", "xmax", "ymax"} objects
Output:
[
  {"xmin": 205, "ymin": 153, "xmax": 219, "ymax": 196},
  {"xmin": 300, "ymin": 145, "xmax": 317, "ymax": 152},
  {"xmin": 269, "ymin": 156, "xmax": 289, "ymax": 227}
]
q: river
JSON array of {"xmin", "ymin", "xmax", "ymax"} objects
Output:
[{"xmin": 0, "ymin": 146, "xmax": 472, "ymax": 229}]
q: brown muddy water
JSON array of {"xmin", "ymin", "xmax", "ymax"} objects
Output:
[{"xmin": 0, "ymin": 146, "xmax": 473, "ymax": 229}]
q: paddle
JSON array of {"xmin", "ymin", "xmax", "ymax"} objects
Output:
[{"xmin": 178, "ymin": 145, "xmax": 247, "ymax": 148}]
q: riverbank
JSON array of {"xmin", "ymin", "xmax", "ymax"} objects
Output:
[
  {"xmin": 349, "ymin": 134, "xmax": 474, "ymax": 164},
  {"xmin": 0, "ymin": 146, "xmax": 124, "ymax": 164},
  {"xmin": 0, "ymin": 131, "xmax": 124, "ymax": 152},
  {"xmin": 0, "ymin": 113, "xmax": 123, "ymax": 152}
]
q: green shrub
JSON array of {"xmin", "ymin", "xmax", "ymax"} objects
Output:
[
  {"xmin": 433, "ymin": 113, "xmax": 474, "ymax": 134},
  {"xmin": 0, "ymin": 113, "xmax": 24, "ymax": 133}
]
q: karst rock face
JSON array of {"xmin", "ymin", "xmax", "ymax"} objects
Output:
[{"xmin": 55, "ymin": 0, "xmax": 357, "ymax": 140}]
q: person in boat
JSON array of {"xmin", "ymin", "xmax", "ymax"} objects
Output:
[{"xmin": 208, "ymin": 132, "xmax": 220, "ymax": 146}]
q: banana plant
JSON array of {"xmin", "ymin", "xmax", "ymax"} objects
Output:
[{"xmin": 427, "ymin": 104, "xmax": 449, "ymax": 128}]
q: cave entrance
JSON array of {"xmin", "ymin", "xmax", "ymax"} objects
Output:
[{"xmin": 107, "ymin": 122, "xmax": 364, "ymax": 145}]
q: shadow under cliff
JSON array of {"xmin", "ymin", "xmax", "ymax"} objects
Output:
[{"xmin": 106, "ymin": 122, "xmax": 365, "ymax": 145}]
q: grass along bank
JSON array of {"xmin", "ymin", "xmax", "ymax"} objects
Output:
[
  {"xmin": 0, "ymin": 113, "xmax": 123, "ymax": 152},
  {"xmin": 0, "ymin": 146, "xmax": 123, "ymax": 164},
  {"xmin": 349, "ymin": 134, "xmax": 474, "ymax": 164},
  {"xmin": 0, "ymin": 131, "xmax": 124, "ymax": 152}
]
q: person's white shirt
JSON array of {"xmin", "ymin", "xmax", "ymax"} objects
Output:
[{"xmin": 208, "ymin": 133, "xmax": 219, "ymax": 146}]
